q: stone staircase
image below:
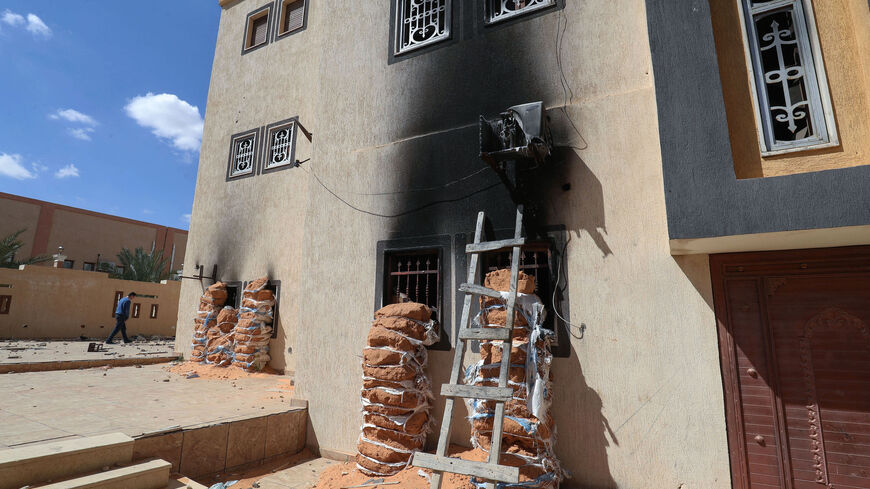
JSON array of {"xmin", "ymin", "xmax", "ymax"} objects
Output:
[{"xmin": 0, "ymin": 433, "xmax": 206, "ymax": 489}]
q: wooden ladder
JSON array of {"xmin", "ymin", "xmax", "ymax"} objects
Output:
[{"xmin": 412, "ymin": 206, "xmax": 525, "ymax": 489}]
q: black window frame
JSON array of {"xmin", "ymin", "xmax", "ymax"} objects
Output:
[
  {"xmin": 0, "ymin": 295, "xmax": 11, "ymax": 315},
  {"xmin": 375, "ymin": 236, "xmax": 452, "ymax": 351},
  {"xmin": 274, "ymin": 0, "xmax": 308, "ymax": 41},
  {"xmin": 242, "ymin": 4, "xmax": 274, "ymax": 54}
]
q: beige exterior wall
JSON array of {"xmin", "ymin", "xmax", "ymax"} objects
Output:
[
  {"xmin": 180, "ymin": 1, "xmax": 732, "ymax": 487},
  {"xmin": 0, "ymin": 266, "xmax": 180, "ymax": 339},
  {"xmin": 0, "ymin": 192, "xmax": 188, "ymax": 272}
]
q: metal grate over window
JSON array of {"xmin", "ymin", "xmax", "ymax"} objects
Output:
[
  {"xmin": 394, "ymin": 0, "xmax": 451, "ymax": 55},
  {"xmin": 385, "ymin": 250, "xmax": 440, "ymax": 317},
  {"xmin": 485, "ymin": 0, "xmax": 556, "ymax": 25},
  {"xmin": 742, "ymin": 0, "xmax": 836, "ymax": 153},
  {"xmin": 231, "ymin": 135, "xmax": 256, "ymax": 177},
  {"xmin": 266, "ymin": 122, "xmax": 296, "ymax": 170}
]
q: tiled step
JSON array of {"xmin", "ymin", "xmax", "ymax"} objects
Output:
[
  {"xmin": 0, "ymin": 433, "xmax": 134, "ymax": 489},
  {"xmin": 35, "ymin": 458, "xmax": 171, "ymax": 489}
]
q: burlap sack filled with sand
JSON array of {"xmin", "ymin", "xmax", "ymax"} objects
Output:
[
  {"xmin": 232, "ymin": 277, "xmax": 274, "ymax": 371},
  {"xmin": 206, "ymin": 306, "xmax": 238, "ymax": 367},
  {"xmin": 464, "ymin": 270, "xmax": 564, "ymax": 489},
  {"xmin": 356, "ymin": 302, "xmax": 438, "ymax": 477},
  {"xmin": 190, "ymin": 282, "xmax": 227, "ymax": 363}
]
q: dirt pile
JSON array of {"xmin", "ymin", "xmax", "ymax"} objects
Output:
[
  {"xmin": 356, "ymin": 302, "xmax": 439, "ymax": 477},
  {"xmin": 233, "ymin": 277, "xmax": 274, "ymax": 371},
  {"xmin": 191, "ymin": 282, "xmax": 228, "ymax": 363},
  {"xmin": 464, "ymin": 270, "xmax": 564, "ymax": 489}
]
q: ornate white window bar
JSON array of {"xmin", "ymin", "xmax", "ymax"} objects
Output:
[
  {"xmin": 394, "ymin": 0, "xmax": 451, "ymax": 55},
  {"xmin": 266, "ymin": 122, "xmax": 297, "ymax": 170},
  {"xmin": 739, "ymin": 0, "xmax": 837, "ymax": 155},
  {"xmin": 230, "ymin": 134, "xmax": 256, "ymax": 178},
  {"xmin": 485, "ymin": 0, "xmax": 556, "ymax": 25}
]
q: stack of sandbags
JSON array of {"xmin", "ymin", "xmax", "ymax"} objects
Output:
[
  {"xmin": 464, "ymin": 269, "xmax": 564, "ymax": 489},
  {"xmin": 206, "ymin": 306, "xmax": 238, "ymax": 366},
  {"xmin": 191, "ymin": 282, "xmax": 228, "ymax": 363},
  {"xmin": 232, "ymin": 277, "xmax": 274, "ymax": 371},
  {"xmin": 357, "ymin": 302, "xmax": 439, "ymax": 477}
]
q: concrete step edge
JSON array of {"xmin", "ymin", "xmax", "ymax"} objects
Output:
[{"xmin": 35, "ymin": 458, "xmax": 171, "ymax": 489}]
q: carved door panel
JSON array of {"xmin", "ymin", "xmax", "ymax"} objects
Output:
[{"xmin": 712, "ymin": 248, "xmax": 870, "ymax": 489}]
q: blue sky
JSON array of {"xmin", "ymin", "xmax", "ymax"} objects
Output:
[{"xmin": 0, "ymin": 1, "xmax": 221, "ymax": 230}]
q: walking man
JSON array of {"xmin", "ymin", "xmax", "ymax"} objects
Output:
[{"xmin": 106, "ymin": 292, "xmax": 136, "ymax": 344}]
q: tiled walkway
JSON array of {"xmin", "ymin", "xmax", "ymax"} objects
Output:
[
  {"xmin": 0, "ymin": 339, "xmax": 176, "ymax": 364},
  {"xmin": 0, "ymin": 364, "xmax": 296, "ymax": 449}
]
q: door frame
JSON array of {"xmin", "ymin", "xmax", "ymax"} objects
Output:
[{"xmin": 711, "ymin": 245, "xmax": 870, "ymax": 489}]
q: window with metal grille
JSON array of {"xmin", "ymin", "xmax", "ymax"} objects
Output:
[
  {"xmin": 278, "ymin": 0, "xmax": 306, "ymax": 36},
  {"xmin": 384, "ymin": 250, "xmax": 440, "ymax": 320},
  {"xmin": 150, "ymin": 304, "xmax": 158, "ymax": 319},
  {"xmin": 227, "ymin": 130, "xmax": 259, "ymax": 180},
  {"xmin": 741, "ymin": 0, "xmax": 837, "ymax": 154},
  {"xmin": 132, "ymin": 303, "xmax": 141, "ymax": 318},
  {"xmin": 394, "ymin": 0, "xmax": 451, "ymax": 55},
  {"xmin": 263, "ymin": 119, "xmax": 297, "ymax": 173},
  {"xmin": 485, "ymin": 0, "xmax": 556, "ymax": 24},
  {"xmin": 480, "ymin": 242, "xmax": 557, "ymax": 332},
  {"xmin": 0, "ymin": 295, "xmax": 10, "ymax": 315}
]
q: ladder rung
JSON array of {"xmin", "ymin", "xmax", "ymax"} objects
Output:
[
  {"xmin": 458, "ymin": 328, "xmax": 511, "ymax": 341},
  {"xmin": 412, "ymin": 452, "xmax": 520, "ymax": 483},
  {"xmin": 466, "ymin": 238, "xmax": 525, "ymax": 254},
  {"xmin": 441, "ymin": 384, "xmax": 513, "ymax": 401},
  {"xmin": 459, "ymin": 283, "xmax": 502, "ymax": 299}
]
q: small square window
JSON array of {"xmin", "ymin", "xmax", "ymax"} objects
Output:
[
  {"xmin": 150, "ymin": 304, "xmax": 158, "ymax": 319},
  {"xmin": 62, "ymin": 260, "xmax": 74, "ymax": 269},
  {"xmin": 393, "ymin": 0, "xmax": 452, "ymax": 55},
  {"xmin": 277, "ymin": 0, "xmax": 306, "ymax": 38},
  {"xmin": 0, "ymin": 295, "xmax": 11, "ymax": 315},
  {"xmin": 263, "ymin": 119, "xmax": 298, "ymax": 173},
  {"xmin": 485, "ymin": 0, "xmax": 556, "ymax": 25},
  {"xmin": 112, "ymin": 291, "xmax": 123, "ymax": 317},
  {"xmin": 243, "ymin": 5, "xmax": 272, "ymax": 53},
  {"xmin": 132, "ymin": 303, "xmax": 141, "ymax": 319},
  {"xmin": 116, "ymin": 265, "xmax": 125, "ymax": 275},
  {"xmin": 227, "ymin": 129, "xmax": 260, "ymax": 180},
  {"xmin": 83, "ymin": 262, "xmax": 96, "ymax": 271}
]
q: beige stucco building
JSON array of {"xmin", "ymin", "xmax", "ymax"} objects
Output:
[
  {"xmin": 178, "ymin": 1, "xmax": 870, "ymax": 488},
  {"xmin": 0, "ymin": 192, "xmax": 187, "ymax": 273}
]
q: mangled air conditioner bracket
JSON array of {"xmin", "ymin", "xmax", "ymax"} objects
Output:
[
  {"xmin": 179, "ymin": 264, "xmax": 219, "ymax": 284},
  {"xmin": 479, "ymin": 101, "xmax": 553, "ymax": 204}
]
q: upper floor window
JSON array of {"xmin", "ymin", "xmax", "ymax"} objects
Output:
[
  {"xmin": 741, "ymin": 0, "xmax": 837, "ymax": 154},
  {"xmin": 263, "ymin": 119, "xmax": 298, "ymax": 173},
  {"xmin": 227, "ymin": 129, "xmax": 259, "ymax": 180},
  {"xmin": 277, "ymin": 0, "xmax": 306, "ymax": 38},
  {"xmin": 394, "ymin": 0, "xmax": 451, "ymax": 55},
  {"xmin": 485, "ymin": 0, "xmax": 556, "ymax": 25},
  {"xmin": 243, "ymin": 5, "xmax": 272, "ymax": 53}
]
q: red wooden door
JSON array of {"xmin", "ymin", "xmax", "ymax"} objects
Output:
[{"xmin": 712, "ymin": 247, "xmax": 870, "ymax": 489}]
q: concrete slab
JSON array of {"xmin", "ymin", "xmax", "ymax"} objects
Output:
[
  {"xmin": 254, "ymin": 458, "xmax": 340, "ymax": 489},
  {"xmin": 0, "ymin": 364, "xmax": 298, "ymax": 449},
  {"xmin": 0, "ymin": 339, "xmax": 177, "ymax": 373}
]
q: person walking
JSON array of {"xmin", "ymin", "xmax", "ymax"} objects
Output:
[{"xmin": 106, "ymin": 292, "xmax": 136, "ymax": 344}]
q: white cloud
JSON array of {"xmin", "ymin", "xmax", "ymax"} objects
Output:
[
  {"xmin": 68, "ymin": 127, "xmax": 95, "ymax": 141},
  {"xmin": 0, "ymin": 153, "xmax": 37, "ymax": 180},
  {"xmin": 54, "ymin": 164, "xmax": 79, "ymax": 179},
  {"xmin": 125, "ymin": 93, "xmax": 203, "ymax": 152},
  {"xmin": 49, "ymin": 109, "xmax": 98, "ymax": 126},
  {"xmin": 25, "ymin": 14, "xmax": 51, "ymax": 37},
  {"xmin": 2, "ymin": 10, "xmax": 24, "ymax": 26},
  {"xmin": 142, "ymin": 209, "xmax": 154, "ymax": 215},
  {"xmin": 182, "ymin": 213, "xmax": 192, "ymax": 224}
]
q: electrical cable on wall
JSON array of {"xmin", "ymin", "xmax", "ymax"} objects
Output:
[
  {"xmin": 552, "ymin": 234, "xmax": 584, "ymax": 339},
  {"xmin": 554, "ymin": 9, "xmax": 588, "ymax": 151}
]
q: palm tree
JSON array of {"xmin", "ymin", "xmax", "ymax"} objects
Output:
[
  {"xmin": 112, "ymin": 247, "xmax": 170, "ymax": 283},
  {"xmin": 0, "ymin": 229, "xmax": 53, "ymax": 269}
]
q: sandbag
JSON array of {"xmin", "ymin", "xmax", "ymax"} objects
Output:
[
  {"xmin": 189, "ymin": 282, "xmax": 227, "ymax": 363},
  {"xmin": 232, "ymin": 277, "xmax": 273, "ymax": 371},
  {"xmin": 356, "ymin": 302, "xmax": 438, "ymax": 477}
]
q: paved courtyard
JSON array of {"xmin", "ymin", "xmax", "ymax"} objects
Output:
[
  {"xmin": 0, "ymin": 339, "xmax": 176, "ymax": 365},
  {"xmin": 0, "ymin": 363, "xmax": 296, "ymax": 449}
]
